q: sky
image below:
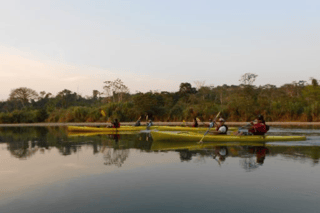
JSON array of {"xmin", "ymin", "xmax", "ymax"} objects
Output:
[{"xmin": 0, "ymin": 0, "xmax": 319, "ymax": 100}]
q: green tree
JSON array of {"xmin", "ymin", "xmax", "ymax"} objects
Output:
[{"xmin": 8, "ymin": 87, "xmax": 39, "ymax": 108}]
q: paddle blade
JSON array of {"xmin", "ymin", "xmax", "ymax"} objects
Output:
[
  {"xmin": 214, "ymin": 112, "xmax": 221, "ymax": 121},
  {"xmin": 101, "ymin": 110, "xmax": 106, "ymax": 117}
]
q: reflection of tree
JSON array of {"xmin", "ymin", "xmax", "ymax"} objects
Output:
[
  {"xmin": 240, "ymin": 157, "xmax": 260, "ymax": 172},
  {"xmin": 103, "ymin": 148, "xmax": 129, "ymax": 167},
  {"xmin": 8, "ymin": 141, "xmax": 39, "ymax": 159},
  {"xmin": 57, "ymin": 144, "xmax": 80, "ymax": 156},
  {"xmin": 179, "ymin": 150, "xmax": 193, "ymax": 162}
]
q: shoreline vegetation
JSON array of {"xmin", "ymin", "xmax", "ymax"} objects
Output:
[{"xmin": 1, "ymin": 74, "xmax": 320, "ymax": 124}]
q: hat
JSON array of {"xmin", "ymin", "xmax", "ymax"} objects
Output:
[
  {"xmin": 219, "ymin": 118, "xmax": 225, "ymax": 122},
  {"xmin": 257, "ymin": 115, "xmax": 264, "ymax": 120}
]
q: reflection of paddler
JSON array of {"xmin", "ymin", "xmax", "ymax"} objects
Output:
[
  {"xmin": 248, "ymin": 146, "xmax": 269, "ymax": 165},
  {"xmin": 109, "ymin": 134, "xmax": 120, "ymax": 142},
  {"xmin": 256, "ymin": 147, "xmax": 269, "ymax": 165},
  {"xmin": 213, "ymin": 146, "xmax": 229, "ymax": 163}
]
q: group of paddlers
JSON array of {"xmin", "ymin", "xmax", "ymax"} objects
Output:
[
  {"xmin": 192, "ymin": 114, "xmax": 269, "ymax": 135},
  {"xmin": 109, "ymin": 114, "xmax": 269, "ymax": 136},
  {"xmin": 109, "ymin": 117, "xmax": 153, "ymax": 128}
]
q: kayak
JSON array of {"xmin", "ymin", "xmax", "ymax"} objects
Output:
[
  {"xmin": 156, "ymin": 126, "xmax": 237, "ymax": 132},
  {"xmin": 68, "ymin": 131, "xmax": 138, "ymax": 137},
  {"xmin": 68, "ymin": 126, "xmax": 154, "ymax": 132},
  {"xmin": 67, "ymin": 126, "xmax": 238, "ymax": 132},
  {"xmin": 151, "ymin": 131, "xmax": 307, "ymax": 142}
]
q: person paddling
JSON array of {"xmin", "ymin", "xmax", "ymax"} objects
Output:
[
  {"xmin": 209, "ymin": 118, "xmax": 228, "ymax": 135},
  {"xmin": 147, "ymin": 119, "xmax": 153, "ymax": 127},
  {"xmin": 134, "ymin": 118, "xmax": 141, "ymax": 126},
  {"xmin": 248, "ymin": 115, "xmax": 268, "ymax": 135},
  {"xmin": 112, "ymin": 119, "xmax": 121, "ymax": 128},
  {"xmin": 208, "ymin": 119, "xmax": 215, "ymax": 128},
  {"xmin": 192, "ymin": 118, "xmax": 198, "ymax": 127}
]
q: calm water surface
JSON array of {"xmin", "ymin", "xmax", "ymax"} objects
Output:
[{"xmin": 1, "ymin": 127, "xmax": 320, "ymax": 213}]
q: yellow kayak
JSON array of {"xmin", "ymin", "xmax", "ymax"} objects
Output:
[
  {"xmin": 151, "ymin": 131, "xmax": 307, "ymax": 142},
  {"xmin": 67, "ymin": 126, "xmax": 154, "ymax": 132},
  {"xmin": 156, "ymin": 126, "xmax": 237, "ymax": 132},
  {"xmin": 67, "ymin": 131, "xmax": 138, "ymax": 137},
  {"xmin": 67, "ymin": 125, "xmax": 237, "ymax": 132}
]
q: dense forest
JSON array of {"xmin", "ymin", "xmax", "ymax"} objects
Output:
[{"xmin": 1, "ymin": 74, "xmax": 319, "ymax": 123}]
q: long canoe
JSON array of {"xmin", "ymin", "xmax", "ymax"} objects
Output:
[
  {"xmin": 156, "ymin": 126, "xmax": 237, "ymax": 132},
  {"xmin": 68, "ymin": 126, "xmax": 152, "ymax": 132},
  {"xmin": 68, "ymin": 131, "xmax": 138, "ymax": 137},
  {"xmin": 151, "ymin": 131, "xmax": 307, "ymax": 142},
  {"xmin": 67, "ymin": 126, "xmax": 238, "ymax": 132}
]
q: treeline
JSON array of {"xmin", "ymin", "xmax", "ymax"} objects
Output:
[{"xmin": 1, "ymin": 75, "xmax": 320, "ymax": 123}]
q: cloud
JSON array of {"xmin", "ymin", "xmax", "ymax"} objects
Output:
[{"xmin": 0, "ymin": 46, "xmax": 180, "ymax": 100}]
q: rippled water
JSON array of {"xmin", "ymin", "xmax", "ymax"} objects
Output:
[{"xmin": 1, "ymin": 127, "xmax": 320, "ymax": 213}]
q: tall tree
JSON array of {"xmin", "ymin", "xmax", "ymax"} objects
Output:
[
  {"xmin": 8, "ymin": 87, "xmax": 38, "ymax": 108},
  {"xmin": 239, "ymin": 73, "xmax": 258, "ymax": 85},
  {"xmin": 103, "ymin": 78, "xmax": 129, "ymax": 102}
]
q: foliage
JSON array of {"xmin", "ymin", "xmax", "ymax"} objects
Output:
[{"xmin": 1, "ymin": 76, "xmax": 320, "ymax": 123}]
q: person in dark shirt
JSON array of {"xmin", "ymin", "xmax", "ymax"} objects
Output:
[
  {"xmin": 134, "ymin": 118, "xmax": 141, "ymax": 126},
  {"xmin": 192, "ymin": 118, "xmax": 198, "ymax": 127},
  {"xmin": 112, "ymin": 119, "xmax": 120, "ymax": 128},
  {"xmin": 248, "ymin": 115, "xmax": 268, "ymax": 135}
]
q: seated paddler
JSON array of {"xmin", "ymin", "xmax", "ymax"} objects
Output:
[
  {"xmin": 147, "ymin": 119, "xmax": 153, "ymax": 127},
  {"xmin": 112, "ymin": 119, "xmax": 121, "ymax": 128},
  {"xmin": 192, "ymin": 118, "xmax": 198, "ymax": 127},
  {"xmin": 208, "ymin": 119, "xmax": 214, "ymax": 128},
  {"xmin": 248, "ymin": 115, "xmax": 268, "ymax": 135},
  {"xmin": 209, "ymin": 118, "xmax": 228, "ymax": 135},
  {"xmin": 134, "ymin": 117, "xmax": 141, "ymax": 126}
]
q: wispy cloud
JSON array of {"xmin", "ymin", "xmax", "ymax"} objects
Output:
[{"xmin": 0, "ymin": 46, "xmax": 179, "ymax": 100}]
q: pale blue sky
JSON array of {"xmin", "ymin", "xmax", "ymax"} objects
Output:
[{"xmin": 0, "ymin": 0, "xmax": 319, "ymax": 99}]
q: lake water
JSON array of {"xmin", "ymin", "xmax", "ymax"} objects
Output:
[{"xmin": 1, "ymin": 126, "xmax": 320, "ymax": 213}]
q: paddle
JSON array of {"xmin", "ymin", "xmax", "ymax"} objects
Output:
[
  {"xmin": 233, "ymin": 120, "xmax": 255, "ymax": 135},
  {"xmin": 198, "ymin": 111, "xmax": 221, "ymax": 144},
  {"xmin": 100, "ymin": 110, "xmax": 109, "ymax": 127}
]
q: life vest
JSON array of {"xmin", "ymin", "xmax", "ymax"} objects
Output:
[
  {"xmin": 249, "ymin": 123, "xmax": 267, "ymax": 135},
  {"xmin": 216, "ymin": 125, "xmax": 228, "ymax": 134}
]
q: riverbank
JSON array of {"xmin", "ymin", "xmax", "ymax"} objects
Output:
[{"xmin": 1, "ymin": 122, "xmax": 320, "ymax": 127}]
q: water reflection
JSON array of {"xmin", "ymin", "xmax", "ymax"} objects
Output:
[
  {"xmin": 178, "ymin": 145, "xmax": 267, "ymax": 171},
  {"xmin": 1, "ymin": 127, "xmax": 320, "ymax": 213},
  {"xmin": 0, "ymin": 127, "xmax": 320, "ymax": 169},
  {"xmin": 152, "ymin": 140, "xmax": 320, "ymax": 170}
]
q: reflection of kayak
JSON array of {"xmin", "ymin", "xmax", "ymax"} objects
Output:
[
  {"xmin": 151, "ymin": 131, "xmax": 307, "ymax": 142},
  {"xmin": 151, "ymin": 141, "xmax": 266, "ymax": 151},
  {"xmin": 67, "ymin": 132, "xmax": 137, "ymax": 137},
  {"xmin": 68, "ymin": 126, "xmax": 238, "ymax": 132}
]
